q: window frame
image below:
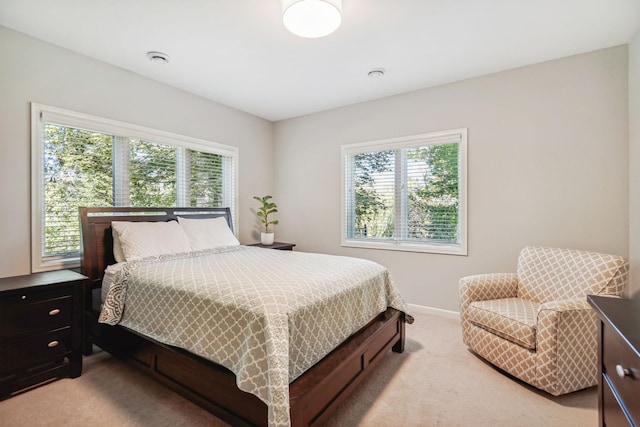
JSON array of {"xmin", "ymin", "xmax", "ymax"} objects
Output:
[
  {"xmin": 341, "ymin": 128, "xmax": 467, "ymax": 255},
  {"xmin": 31, "ymin": 103, "xmax": 239, "ymax": 272}
]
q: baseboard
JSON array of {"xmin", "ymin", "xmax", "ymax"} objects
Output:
[{"xmin": 407, "ymin": 303, "xmax": 460, "ymax": 320}]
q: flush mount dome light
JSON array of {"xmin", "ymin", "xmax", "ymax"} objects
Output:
[
  {"xmin": 146, "ymin": 51, "xmax": 170, "ymax": 64},
  {"xmin": 282, "ymin": 0, "xmax": 342, "ymax": 38}
]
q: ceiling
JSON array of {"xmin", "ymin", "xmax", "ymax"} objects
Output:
[{"xmin": 0, "ymin": 0, "xmax": 639, "ymax": 122}]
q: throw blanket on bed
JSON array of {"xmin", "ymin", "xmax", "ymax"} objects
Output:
[{"xmin": 100, "ymin": 246, "xmax": 410, "ymax": 427}]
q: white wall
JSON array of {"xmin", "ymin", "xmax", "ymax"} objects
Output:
[
  {"xmin": 629, "ymin": 29, "xmax": 640, "ymax": 298},
  {"xmin": 0, "ymin": 24, "xmax": 633, "ymax": 307},
  {"xmin": 274, "ymin": 46, "xmax": 629, "ymax": 311},
  {"xmin": 0, "ymin": 26, "xmax": 274, "ymax": 278}
]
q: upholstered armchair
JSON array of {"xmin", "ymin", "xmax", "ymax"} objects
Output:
[{"xmin": 459, "ymin": 246, "xmax": 627, "ymax": 395}]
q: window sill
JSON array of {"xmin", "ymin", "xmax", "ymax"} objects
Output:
[
  {"xmin": 341, "ymin": 239, "xmax": 467, "ymax": 256},
  {"xmin": 32, "ymin": 256, "xmax": 81, "ymax": 273}
]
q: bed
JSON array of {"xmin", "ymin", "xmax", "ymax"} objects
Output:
[{"xmin": 80, "ymin": 206, "xmax": 410, "ymax": 427}]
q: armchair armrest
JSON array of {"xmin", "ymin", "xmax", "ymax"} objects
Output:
[
  {"xmin": 538, "ymin": 298, "xmax": 592, "ymax": 314},
  {"xmin": 535, "ymin": 298, "xmax": 601, "ymax": 395},
  {"xmin": 537, "ymin": 296, "xmax": 620, "ymax": 323},
  {"xmin": 459, "ymin": 273, "xmax": 519, "ymax": 345},
  {"xmin": 459, "ymin": 273, "xmax": 519, "ymax": 309}
]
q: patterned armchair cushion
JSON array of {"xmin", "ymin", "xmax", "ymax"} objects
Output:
[
  {"xmin": 516, "ymin": 246, "xmax": 627, "ymax": 303},
  {"xmin": 467, "ymin": 298, "xmax": 540, "ymax": 350}
]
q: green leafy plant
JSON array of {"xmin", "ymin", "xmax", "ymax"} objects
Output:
[{"xmin": 253, "ymin": 195, "xmax": 279, "ymax": 233}]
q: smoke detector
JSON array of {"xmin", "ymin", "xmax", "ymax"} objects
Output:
[
  {"xmin": 368, "ymin": 68, "xmax": 385, "ymax": 78},
  {"xmin": 146, "ymin": 51, "xmax": 170, "ymax": 64}
]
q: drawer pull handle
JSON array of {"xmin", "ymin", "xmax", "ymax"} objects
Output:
[
  {"xmin": 20, "ymin": 295, "xmax": 27, "ymax": 300},
  {"xmin": 49, "ymin": 309, "xmax": 61, "ymax": 316},
  {"xmin": 47, "ymin": 341, "xmax": 59, "ymax": 348},
  {"xmin": 615, "ymin": 364, "xmax": 631, "ymax": 379}
]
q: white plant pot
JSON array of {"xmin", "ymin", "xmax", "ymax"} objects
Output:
[{"xmin": 261, "ymin": 232, "xmax": 275, "ymax": 245}]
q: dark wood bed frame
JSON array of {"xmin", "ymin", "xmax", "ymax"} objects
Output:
[{"xmin": 80, "ymin": 206, "xmax": 406, "ymax": 427}]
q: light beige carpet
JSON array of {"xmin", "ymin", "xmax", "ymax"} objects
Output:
[{"xmin": 0, "ymin": 311, "xmax": 597, "ymax": 426}]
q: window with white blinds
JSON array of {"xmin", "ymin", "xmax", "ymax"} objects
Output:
[
  {"xmin": 341, "ymin": 129, "xmax": 467, "ymax": 255},
  {"xmin": 31, "ymin": 103, "xmax": 238, "ymax": 272}
]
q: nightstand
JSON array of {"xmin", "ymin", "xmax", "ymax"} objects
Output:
[
  {"xmin": 0, "ymin": 270, "xmax": 86, "ymax": 398},
  {"xmin": 249, "ymin": 242, "xmax": 296, "ymax": 251}
]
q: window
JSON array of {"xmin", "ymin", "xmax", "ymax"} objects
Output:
[
  {"xmin": 31, "ymin": 103, "xmax": 238, "ymax": 272},
  {"xmin": 342, "ymin": 129, "xmax": 467, "ymax": 255}
]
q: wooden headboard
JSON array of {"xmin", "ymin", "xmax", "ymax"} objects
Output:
[{"xmin": 79, "ymin": 206, "xmax": 232, "ymax": 288}]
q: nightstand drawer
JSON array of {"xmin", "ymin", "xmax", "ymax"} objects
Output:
[
  {"xmin": 603, "ymin": 324, "xmax": 640, "ymax": 424},
  {"xmin": 0, "ymin": 327, "xmax": 72, "ymax": 372},
  {"xmin": 602, "ymin": 375, "xmax": 634, "ymax": 427},
  {"xmin": 0, "ymin": 285, "xmax": 72, "ymax": 306},
  {"xmin": 0, "ymin": 296, "xmax": 72, "ymax": 338}
]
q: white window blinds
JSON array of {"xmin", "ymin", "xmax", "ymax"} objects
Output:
[
  {"xmin": 42, "ymin": 124, "xmax": 114, "ymax": 257},
  {"xmin": 342, "ymin": 129, "xmax": 467, "ymax": 255},
  {"xmin": 32, "ymin": 103, "xmax": 238, "ymax": 271}
]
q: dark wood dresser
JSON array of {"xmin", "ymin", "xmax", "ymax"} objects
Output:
[
  {"xmin": 588, "ymin": 295, "xmax": 640, "ymax": 427},
  {"xmin": 0, "ymin": 270, "xmax": 86, "ymax": 398}
]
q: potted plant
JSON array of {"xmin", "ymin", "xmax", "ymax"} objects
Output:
[{"xmin": 253, "ymin": 195, "xmax": 279, "ymax": 245}]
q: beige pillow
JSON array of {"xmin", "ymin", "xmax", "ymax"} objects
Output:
[
  {"xmin": 178, "ymin": 216, "xmax": 239, "ymax": 251},
  {"xmin": 111, "ymin": 220, "xmax": 191, "ymax": 261}
]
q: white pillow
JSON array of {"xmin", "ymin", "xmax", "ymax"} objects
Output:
[
  {"xmin": 112, "ymin": 228, "xmax": 126, "ymax": 263},
  {"xmin": 111, "ymin": 220, "xmax": 192, "ymax": 261},
  {"xmin": 177, "ymin": 216, "xmax": 239, "ymax": 251}
]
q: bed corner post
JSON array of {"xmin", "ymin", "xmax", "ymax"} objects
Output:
[{"xmin": 392, "ymin": 311, "xmax": 405, "ymax": 353}]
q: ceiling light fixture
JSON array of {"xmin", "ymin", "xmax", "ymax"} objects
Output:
[
  {"xmin": 282, "ymin": 0, "xmax": 342, "ymax": 38},
  {"xmin": 146, "ymin": 51, "xmax": 170, "ymax": 64}
]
